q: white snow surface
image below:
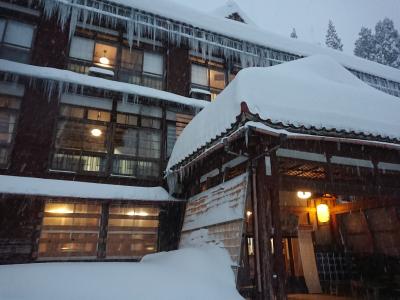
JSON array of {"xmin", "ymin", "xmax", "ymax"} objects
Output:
[
  {"xmin": 0, "ymin": 59, "xmax": 208, "ymax": 109},
  {"xmin": 211, "ymin": 0, "xmax": 256, "ymax": 26},
  {"xmin": 0, "ymin": 175, "xmax": 174, "ymax": 201},
  {"xmin": 167, "ymin": 55, "xmax": 400, "ymax": 170},
  {"xmin": 182, "ymin": 173, "xmax": 247, "ymax": 232},
  {"xmin": 0, "ymin": 246, "xmax": 243, "ymax": 300},
  {"xmin": 110, "ymin": 0, "xmax": 400, "ymax": 82}
]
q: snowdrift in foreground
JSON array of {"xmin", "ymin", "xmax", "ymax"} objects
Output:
[{"xmin": 0, "ymin": 246, "xmax": 243, "ymax": 300}]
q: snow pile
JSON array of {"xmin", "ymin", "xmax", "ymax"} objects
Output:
[
  {"xmin": 167, "ymin": 55, "xmax": 400, "ymax": 170},
  {"xmin": 0, "ymin": 175, "xmax": 175, "ymax": 202},
  {"xmin": 0, "ymin": 59, "xmax": 208, "ymax": 109},
  {"xmin": 0, "ymin": 247, "xmax": 243, "ymax": 300}
]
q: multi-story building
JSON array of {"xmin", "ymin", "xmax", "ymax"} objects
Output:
[{"xmin": 0, "ymin": 0, "xmax": 399, "ymax": 279}]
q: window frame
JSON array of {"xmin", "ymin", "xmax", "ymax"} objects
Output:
[
  {"xmin": 0, "ymin": 18, "xmax": 36, "ymax": 63},
  {"xmin": 51, "ymin": 103, "xmax": 112, "ymax": 175},
  {"xmin": 67, "ymin": 31, "xmax": 165, "ymax": 90},
  {"xmin": 190, "ymin": 60, "xmax": 227, "ymax": 101},
  {"xmin": 0, "ymin": 94, "xmax": 22, "ymax": 169}
]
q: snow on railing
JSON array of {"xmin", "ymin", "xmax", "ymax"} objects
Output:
[{"xmin": 38, "ymin": 0, "xmax": 297, "ymax": 67}]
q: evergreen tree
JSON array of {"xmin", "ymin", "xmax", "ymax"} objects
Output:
[
  {"xmin": 290, "ymin": 28, "xmax": 298, "ymax": 39},
  {"xmin": 354, "ymin": 27, "xmax": 375, "ymax": 60},
  {"xmin": 374, "ymin": 18, "xmax": 400, "ymax": 67},
  {"xmin": 325, "ymin": 20, "xmax": 343, "ymax": 51},
  {"xmin": 353, "ymin": 18, "xmax": 400, "ymax": 69}
]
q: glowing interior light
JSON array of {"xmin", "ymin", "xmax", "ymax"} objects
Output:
[
  {"xmin": 297, "ymin": 191, "xmax": 312, "ymax": 200},
  {"xmin": 246, "ymin": 211, "xmax": 252, "ymax": 217},
  {"xmin": 317, "ymin": 204, "xmax": 330, "ymax": 223},
  {"xmin": 91, "ymin": 128, "xmax": 102, "ymax": 137},
  {"xmin": 127, "ymin": 211, "xmax": 149, "ymax": 217},
  {"xmin": 47, "ymin": 207, "xmax": 73, "ymax": 214},
  {"xmin": 99, "ymin": 56, "xmax": 110, "ymax": 65}
]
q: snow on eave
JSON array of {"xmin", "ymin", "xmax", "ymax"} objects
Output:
[
  {"xmin": 166, "ymin": 56, "xmax": 400, "ymax": 172},
  {"xmin": 211, "ymin": 0, "xmax": 256, "ymax": 26},
  {"xmin": 107, "ymin": 0, "xmax": 400, "ymax": 83},
  {"xmin": 0, "ymin": 59, "xmax": 208, "ymax": 109},
  {"xmin": 0, "ymin": 175, "xmax": 177, "ymax": 201}
]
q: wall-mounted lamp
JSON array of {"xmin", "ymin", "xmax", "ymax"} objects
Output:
[
  {"xmin": 91, "ymin": 128, "xmax": 102, "ymax": 137},
  {"xmin": 99, "ymin": 50, "xmax": 110, "ymax": 65},
  {"xmin": 297, "ymin": 191, "xmax": 312, "ymax": 200},
  {"xmin": 316, "ymin": 203, "xmax": 330, "ymax": 223}
]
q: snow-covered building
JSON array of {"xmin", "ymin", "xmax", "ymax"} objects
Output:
[
  {"xmin": 167, "ymin": 56, "xmax": 400, "ymax": 298},
  {"xmin": 0, "ymin": 0, "xmax": 399, "ymax": 297}
]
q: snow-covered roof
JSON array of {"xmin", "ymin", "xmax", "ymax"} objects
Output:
[
  {"xmin": 108, "ymin": 0, "xmax": 400, "ymax": 83},
  {"xmin": 0, "ymin": 246, "xmax": 242, "ymax": 300},
  {"xmin": 0, "ymin": 175, "xmax": 175, "ymax": 201},
  {"xmin": 0, "ymin": 59, "xmax": 208, "ymax": 109},
  {"xmin": 167, "ymin": 55, "xmax": 400, "ymax": 171},
  {"xmin": 211, "ymin": 0, "xmax": 256, "ymax": 26}
]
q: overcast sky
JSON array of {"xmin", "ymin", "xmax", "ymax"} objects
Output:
[{"xmin": 171, "ymin": 0, "xmax": 400, "ymax": 55}]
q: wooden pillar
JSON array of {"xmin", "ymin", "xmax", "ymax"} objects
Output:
[
  {"xmin": 253, "ymin": 151, "xmax": 286, "ymax": 300},
  {"xmin": 97, "ymin": 202, "xmax": 110, "ymax": 259}
]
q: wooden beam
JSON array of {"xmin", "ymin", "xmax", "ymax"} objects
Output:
[
  {"xmin": 254, "ymin": 150, "xmax": 286, "ymax": 300},
  {"xmin": 331, "ymin": 198, "xmax": 400, "ymax": 214}
]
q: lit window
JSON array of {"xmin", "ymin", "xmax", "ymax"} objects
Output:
[
  {"xmin": 210, "ymin": 69, "xmax": 225, "ymax": 90},
  {"xmin": 94, "ymin": 42, "xmax": 117, "ymax": 67},
  {"xmin": 107, "ymin": 204, "xmax": 159, "ymax": 258},
  {"xmin": 38, "ymin": 202, "xmax": 102, "ymax": 259},
  {"xmin": 52, "ymin": 104, "xmax": 110, "ymax": 173}
]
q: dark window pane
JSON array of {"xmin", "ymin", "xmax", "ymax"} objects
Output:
[
  {"xmin": 60, "ymin": 105, "xmax": 85, "ymax": 119},
  {"xmin": 138, "ymin": 130, "xmax": 161, "ymax": 159},
  {"xmin": 114, "ymin": 127, "xmax": 138, "ymax": 156},
  {"xmin": 141, "ymin": 117, "xmax": 160, "ymax": 129},
  {"xmin": 55, "ymin": 120, "xmax": 108, "ymax": 153},
  {"xmin": 116, "ymin": 113, "xmax": 138, "ymax": 126}
]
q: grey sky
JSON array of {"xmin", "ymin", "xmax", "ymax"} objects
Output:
[{"xmin": 171, "ymin": 0, "xmax": 400, "ymax": 55}]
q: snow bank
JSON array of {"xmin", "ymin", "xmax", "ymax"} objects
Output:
[
  {"xmin": 0, "ymin": 175, "xmax": 175, "ymax": 202},
  {"xmin": 0, "ymin": 59, "xmax": 208, "ymax": 109},
  {"xmin": 0, "ymin": 247, "xmax": 243, "ymax": 300},
  {"xmin": 167, "ymin": 55, "xmax": 400, "ymax": 170}
]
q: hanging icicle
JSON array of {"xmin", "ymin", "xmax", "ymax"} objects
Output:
[{"xmin": 39, "ymin": 0, "xmax": 298, "ymax": 69}]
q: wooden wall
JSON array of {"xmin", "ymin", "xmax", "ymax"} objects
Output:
[{"xmin": 0, "ymin": 196, "xmax": 43, "ymax": 264}]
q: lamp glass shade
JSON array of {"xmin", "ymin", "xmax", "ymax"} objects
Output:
[{"xmin": 317, "ymin": 204, "xmax": 330, "ymax": 223}]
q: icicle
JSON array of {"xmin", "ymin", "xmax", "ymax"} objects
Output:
[{"xmin": 122, "ymin": 93, "xmax": 129, "ymax": 104}]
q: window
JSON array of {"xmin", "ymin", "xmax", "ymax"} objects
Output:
[
  {"xmin": 52, "ymin": 101, "xmax": 162, "ymax": 179},
  {"xmin": 68, "ymin": 36, "xmax": 117, "ymax": 72},
  {"xmin": 119, "ymin": 49, "xmax": 164, "ymax": 90},
  {"xmin": 0, "ymin": 95, "xmax": 21, "ymax": 168},
  {"xmin": 51, "ymin": 104, "xmax": 111, "ymax": 173},
  {"xmin": 93, "ymin": 42, "xmax": 117, "ymax": 67},
  {"xmin": 112, "ymin": 109, "xmax": 161, "ymax": 178},
  {"xmin": 107, "ymin": 204, "xmax": 159, "ymax": 258},
  {"xmin": 191, "ymin": 63, "xmax": 226, "ymax": 101},
  {"xmin": 165, "ymin": 111, "xmax": 193, "ymax": 158},
  {"xmin": 0, "ymin": 19, "xmax": 35, "ymax": 63},
  {"xmin": 38, "ymin": 202, "xmax": 102, "ymax": 259},
  {"xmin": 67, "ymin": 35, "xmax": 165, "ymax": 90},
  {"xmin": 69, "ymin": 36, "xmax": 94, "ymax": 61}
]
